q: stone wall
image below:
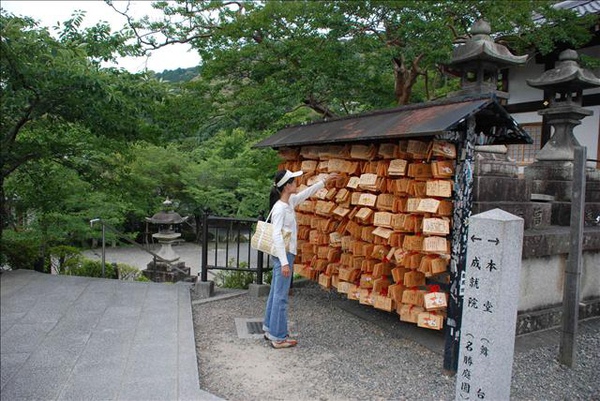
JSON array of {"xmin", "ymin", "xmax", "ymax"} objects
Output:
[{"xmin": 473, "ymin": 146, "xmax": 600, "ymax": 334}]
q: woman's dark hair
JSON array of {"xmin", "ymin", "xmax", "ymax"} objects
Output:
[{"xmin": 269, "ymin": 170, "xmax": 294, "ymax": 211}]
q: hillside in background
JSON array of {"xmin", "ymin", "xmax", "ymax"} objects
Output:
[{"xmin": 155, "ymin": 66, "xmax": 200, "ymax": 83}]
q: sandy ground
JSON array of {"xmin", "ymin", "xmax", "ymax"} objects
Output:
[
  {"xmin": 190, "ymin": 287, "xmax": 600, "ymax": 401},
  {"xmin": 190, "ymin": 286, "xmax": 456, "ymax": 401}
]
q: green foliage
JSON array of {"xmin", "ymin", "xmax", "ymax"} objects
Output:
[
  {"xmin": 182, "ymin": 128, "xmax": 280, "ymax": 217},
  {"xmin": 2, "ymin": 2, "xmax": 596, "ymax": 256},
  {"xmin": 65, "ymin": 259, "xmax": 118, "ymax": 279},
  {"xmin": 214, "ymin": 260, "xmax": 255, "ymax": 289},
  {"xmin": 121, "ymin": 0, "xmax": 596, "ymax": 122},
  {"xmin": 0, "ymin": 229, "xmax": 43, "ymax": 270},
  {"xmin": 155, "ymin": 67, "xmax": 200, "ymax": 83},
  {"xmin": 111, "ymin": 263, "xmax": 149, "ymax": 281},
  {"xmin": 263, "ymin": 269, "xmax": 273, "ymax": 285},
  {"xmin": 134, "ymin": 274, "xmax": 151, "ymax": 282},
  {"xmin": 46, "ymin": 245, "xmax": 82, "ymax": 274},
  {"xmin": 580, "ymin": 54, "xmax": 600, "ymax": 70},
  {"xmin": 44, "ymin": 248, "xmax": 147, "ymax": 281},
  {"xmin": 214, "ymin": 269, "xmax": 255, "ymax": 289},
  {"xmin": 0, "ymin": 12, "xmax": 169, "ymax": 246},
  {"xmin": 4, "ymin": 157, "xmax": 124, "ymax": 247}
]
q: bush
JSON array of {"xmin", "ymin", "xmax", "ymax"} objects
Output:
[
  {"xmin": 66, "ymin": 259, "xmax": 118, "ymax": 278},
  {"xmin": 61, "ymin": 258, "xmax": 149, "ymax": 281},
  {"xmin": 116, "ymin": 263, "xmax": 150, "ymax": 281},
  {"xmin": 214, "ymin": 261, "xmax": 255, "ymax": 289},
  {"xmin": 0, "ymin": 229, "xmax": 43, "ymax": 270},
  {"xmin": 263, "ymin": 269, "xmax": 272, "ymax": 285},
  {"xmin": 46, "ymin": 245, "xmax": 82, "ymax": 274}
]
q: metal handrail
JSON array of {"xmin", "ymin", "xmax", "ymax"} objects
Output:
[
  {"xmin": 200, "ymin": 212, "xmax": 270, "ymax": 284},
  {"xmin": 89, "ymin": 218, "xmax": 188, "ymax": 279}
]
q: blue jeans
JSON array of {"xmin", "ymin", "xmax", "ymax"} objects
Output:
[{"xmin": 262, "ymin": 252, "xmax": 295, "ymax": 341}]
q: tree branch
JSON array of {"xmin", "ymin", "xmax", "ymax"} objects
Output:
[{"xmin": 303, "ymin": 95, "xmax": 337, "ymax": 119}]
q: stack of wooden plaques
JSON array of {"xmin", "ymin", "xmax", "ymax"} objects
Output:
[{"xmin": 284, "ymin": 139, "xmax": 456, "ymax": 330}]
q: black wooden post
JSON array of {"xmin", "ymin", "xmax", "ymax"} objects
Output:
[
  {"xmin": 443, "ymin": 116, "xmax": 477, "ymax": 373},
  {"xmin": 256, "ymin": 213, "xmax": 265, "ymax": 285},
  {"xmin": 201, "ymin": 210, "xmax": 209, "ymax": 282}
]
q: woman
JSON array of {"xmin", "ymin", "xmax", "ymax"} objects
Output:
[{"xmin": 263, "ymin": 169, "xmax": 338, "ymax": 349}]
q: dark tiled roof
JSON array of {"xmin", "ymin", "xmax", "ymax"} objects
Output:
[{"xmin": 254, "ymin": 95, "xmax": 532, "ymax": 149}]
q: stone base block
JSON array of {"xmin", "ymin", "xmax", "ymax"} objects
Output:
[
  {"xmin": 474, "ymin": 158, "xmax": 519, "ymax": 177},
  {"xmin": 526, "ymin": 160, "xmax": 600, "ymax": 182},
  {"xmin": 194, "ymin": 280, "xmax": 215, "ymax": 299},
  {"xmin": 473, "ymin": 176, "xmax": 531, "ymax": 202},
  {"xmin": 550, "ymin": 202, "xmax": 600, "ymax": 226},
  {"xmin": 525, "ymin": 160, "xmax": 575, "ymax": 181},
  {"xmin": 522, "ymin": 226, "xmax": 600, "ymax": 258},
  {"xmin": 248, "ymin": 283, "xmax": 270, "ymax": 297},
  {"xmin": 142, "ymin": 269, "xmax": 192, "ymax": 283},
  {"xmin": 516, "ymin": 297, "xmax": 600, "ymax": 335},
  {"xmin": 143, "ymin": 261, "xmax": 191, "ymax": 282},
  {"xmin": 145, "ymin": 260, "xmax": 187, "ymax": 271},
  {"xmin": 532, "ymin": 179, "xmax": 600, "ymax": 202},
  {"xmin": 473, "ymin": 201, "xmax": 552, "ymax": 230}
]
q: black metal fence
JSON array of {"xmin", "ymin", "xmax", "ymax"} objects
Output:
[{"xmin": 199, "ymin": 213, "xmax": 272, "ymax": 284}]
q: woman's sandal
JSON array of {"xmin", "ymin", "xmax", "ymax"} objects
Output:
[
  {"xmin": 264, "ymin": 332, "xmax": 290, "ymax": 341},
  {"xmin": 271, "ymin": 339, "xmax": 297, "ymax": 349}
]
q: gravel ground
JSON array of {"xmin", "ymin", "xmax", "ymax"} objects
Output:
[{"xmin": 191, "ymin": 282, "xmax": 600, "ymax": 401}]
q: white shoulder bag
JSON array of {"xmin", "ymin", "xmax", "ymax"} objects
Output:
[{"xmin": 251, "ymin": 209, "xmax": 291, "ymax": 256}]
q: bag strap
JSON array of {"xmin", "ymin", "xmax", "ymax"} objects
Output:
[{"xmin": 264, "ymin": 207, "xmax": 274, "ymax": 223}]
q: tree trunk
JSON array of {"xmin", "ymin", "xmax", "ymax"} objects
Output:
[{"xmin": 393, "ymin": 54, "xmax": 424, "ymax": 105}]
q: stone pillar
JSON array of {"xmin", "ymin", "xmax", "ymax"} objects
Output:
[{"xmin": 455, "ymin": 209, "xmax": 524, "ymax": 400}]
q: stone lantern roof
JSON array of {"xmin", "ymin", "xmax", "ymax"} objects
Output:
[
  {"xmin": 448, "ymin": 20, "xmax": 528, "ymax": 68},
  {"xmin": 146, "ymin": 198, "xmax": 188, "ymax": 226},
  {"xmin": 527, "ymin": 49, "xmax": 600, "ymax": 94},
  {"xmin": 444, "ymin": 20, "xmax": 528, "ymax": 99}
]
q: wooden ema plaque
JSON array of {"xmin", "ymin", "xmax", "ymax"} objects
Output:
[{"xmin": 281, "ymin": 139, "xmax": 455, "ymax": 332}]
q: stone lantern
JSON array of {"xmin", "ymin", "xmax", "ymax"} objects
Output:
[
  {"xmin": 143, "ymin": 198, "xmax": 192, "ymax": 282},
  {"xmin": 526, "ymin": 49, "xmax": 600, "ymax": 161},
  {"xmin": 525, "ymin": 49, "xmax": 600, "ymax": 225},
  {"xmin": 445, "ymin": 20, "xmax": 530, "ymax": 206},
  {"xmin": 445, "ymin": 19, "xmax": 528, "ymax": 100}
]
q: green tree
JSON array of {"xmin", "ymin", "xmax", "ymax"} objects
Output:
[
  {"xmin": 115, "ymin": 0, "xmax": 596, "ymax": 129},
  {"xmin": 180, "ymin": 128, "xmax": 279, "ymax": 239},
  {"xmin": 0, "ymin": 12, "xmax": 168, "ymax": 244}
]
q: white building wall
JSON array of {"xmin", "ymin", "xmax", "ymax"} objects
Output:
[
  {"xmin": 507, "ymin": 59, "xmax": 545, "ymax": 104},
  {"xmin": 518, "ymin": 251, "xmax": 600, "ymax": 311}
]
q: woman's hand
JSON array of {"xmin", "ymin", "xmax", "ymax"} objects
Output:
[
  {"xmin": 325, "ymin": 173, "xmax": 341, "ymax": 186},
  {"xmin": 282, "ymin": 264, "xmax": 291, "ymax": 278}
]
